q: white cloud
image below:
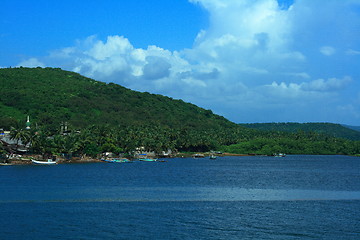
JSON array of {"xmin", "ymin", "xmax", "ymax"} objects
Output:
[
  {"xmin": 265, "ymin": 81, "xmax": 303, "ymax": 99},
  {"xmin": 17, "ymin": 0, "xmax": 360, "ymax": 124},
  {"xmin": 346, "ymin": 49, "xmax": 360, "ymax": 55},
  {"xmin": 301, "ymin": 77, "xmax": 352, "ymax": 92},
  {"xmin": 182, "ymin": 77, "xmax": 207, "ymax": 87},
  {"xmin": 267, "ymin": 76, "xmax": 352, "ymax": 95},
  {"xmin": 259, "ymin": 76, "xmax": 352, "ymax": 110},
  {"xmin": 86, "ymin": 35, "xmax": 133, "ymax": 61},
  {"xmin": 142, "ymin": 56, "xmax": 171, "ymax": 80},
  {"xmin": 191, "ymin": 0, "xmax": 295, "ymax": 53},
  {"xmin": 284, "ymin": 72, "xmax": 311, "ymax": 79},
  {"xmin": 320, "ymin": 46, "xmax": 336, "ymax": 56}
]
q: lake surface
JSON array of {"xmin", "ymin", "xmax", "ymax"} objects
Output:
[{"xmin": 1, "ymin": 155, "xmax": 359, "ymax": 239}]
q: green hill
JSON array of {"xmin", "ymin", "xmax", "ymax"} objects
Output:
[
  {"xmin": 342, "ymin": 125, "xmax": 360, "ymax": 133},
  {"xmin": 0, "ymin": 67, "xmax": 359, "ymax": 157},
  {"xmin": 0, "ymin": 67, "xmax": 237, "ymax": 130},
  {"xmin": 240, "ymin": 122, "xmax": 360, "ymax": 141},
  {"xmin": 0, "ymin": 67, "xmax": 255, "ymax": 152}
]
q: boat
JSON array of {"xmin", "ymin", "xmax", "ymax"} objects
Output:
[
  {"xmin": 274, "ymin": 153, "xmax": 286, "ymax": 157},
  {"xmin": 31, "ymin": 159, "xmax": 58, "ymax": 165},
  {"xmin": 192, "ymin": 153, "xmax": 205, "ymax": 158},
  {"xmin": 136, "ymin": 153, "xmax": 158, "ymax": 162},
  {"xmin": 0, "ymin": 163, "xmax": 13, "ymax": 166},
  {"xmin": 209, "ymin": 155, "xmax": 217, "ymax": 159},
  {"xmin": 138, "ymin": 158, "xmax": 158, "ymax": 162},
  {"xmin": 100, "ymin": 158, "xmax": 131, "ymax": 163}
]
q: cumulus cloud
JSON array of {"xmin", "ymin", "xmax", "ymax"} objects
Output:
[
  {"xmin": 301, "ymin": 77, "xmax": 352, "ymax": 92},
  {"xmin": 266, "ymin": 77, "xmax": 352, "ymax": 97},
  {"xmin": 17, "ymin": 0, "xmax": 360, "ymax": 124},
  {"xmin": 142, "ymin": 56, "xmax": 171, "ymax": 80}
]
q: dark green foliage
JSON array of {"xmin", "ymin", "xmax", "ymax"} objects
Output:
[
  {"xmin": 342, "ymin": 124, "xmax": 360, "ymax": 133},
  {"xmin": 222, "ymin": 131, "xmax": 360, "ymax": 156},
  {"xmin": 0, "ymin": 67, "xmax": 253, "ymax": 153},
  {"xmin": 0, "ymin": 67, "xmax": 359, "ymax": 157},
  {"xmin": 241, "ymin": 122, "xmax": 360, "ymax": 141},
  {"xmin": 0, "ymin": 67, "xmax": 237, "ymax": 132}
]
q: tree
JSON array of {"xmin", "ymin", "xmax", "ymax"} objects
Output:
[{"xmin": 9, "ymin": 125, "xmax": 30, "ymax": 150}]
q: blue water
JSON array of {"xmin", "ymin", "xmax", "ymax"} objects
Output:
[{"xmin": 1, "ymin": 155, "xmax": 359, "ymax": 239}]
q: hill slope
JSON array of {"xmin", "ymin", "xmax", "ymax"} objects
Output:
[
  {"xmin": 1, "ymin": 67, "xmax": 359, "ymax": 156},
  {"xmin": 240, "ymin": 122, "xmax": 360, "ymax": 141},
  {"xmin": 0, "ymin": 67, "xmax": 239, "ymax": 132},
  {"xmin": 342, "ymin": 125, "xmax": 360, "ymax": 133}
]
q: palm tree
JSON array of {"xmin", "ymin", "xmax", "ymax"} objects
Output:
[
  {"xmin": 9, "ymin": 126, "xmax": 30, "ymax": 151},
  {"xmin": 76, "ymin": 127, "xmax": 98, "ymax": 159},
  {"xmin": 53, "ymin": 134, "xmax": 80, "ymax": 159},
  {"xmin": 28, "ymin": 130, "xmax": 55, "ymax": 158}
]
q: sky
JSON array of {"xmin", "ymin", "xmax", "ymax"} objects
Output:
[{"xmin": 1, "ymin": 0, "xmax": 360, "ymax": 125}]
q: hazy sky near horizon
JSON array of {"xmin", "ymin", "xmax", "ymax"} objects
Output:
[{"xmin": 1, "ymin": 0, "xmax": 360, "ymax": 125}]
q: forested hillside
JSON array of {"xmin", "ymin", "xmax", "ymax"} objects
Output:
[
  {"xmin": 0, "ymin": 67, "xmax": 236, "ymax": 131},
  {"xmin": 342, "ymin": 125, "xmax": 360, "ymax": 133},
  {"xmin": 0, "ymin": 67, "xmax": 359, "ymax": 157},
  {"xmin": 0, "ymin": 67, "xmax": 255, "ymax": 153},
  {"xmin": 241, "ymin": 122, "xmax": 360, "ymax": 141}
]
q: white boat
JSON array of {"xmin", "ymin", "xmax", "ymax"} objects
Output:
[
  {"xmin": 274, "ymin": 153, "xmax": 286, "ymax": 157},
  {"xmin": 0, "ymin": 163, "xmax": 13, "ymax": 166},
  {"xmin": 209, "ymin": 155, "xmax": 217, "ymax": 159},
  {"xmin": 31, "ymin": 159, "xmax": 58, "ymax": 165},
  {"xmin": 138, "ymin": 158, "xmax": 158, "ymax": 162}
]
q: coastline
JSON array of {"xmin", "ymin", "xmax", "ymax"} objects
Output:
[
  {"xmin": 1, "ymin": 152, "xmax": 252, "ymax": 165},
  {"xmin": 1, "ymin": 156, "xmax": 102, "ymax": 165},
  {"xmin": 2, "ymin": 153, "xmax": 359, "ymax": 165}
]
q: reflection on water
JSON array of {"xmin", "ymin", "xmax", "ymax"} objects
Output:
[{"xmin": 2, "ymin": 186, "xmax": 360, "ymax": 203}]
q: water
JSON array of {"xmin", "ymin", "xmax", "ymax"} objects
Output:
[{"xmin": 1, "ymin": 155, "xmax": 359, "ymax": 239}]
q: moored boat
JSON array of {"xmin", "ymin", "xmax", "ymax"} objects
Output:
[
  {"xmin": 209, "ymin": 155, "xmax": 217, "ymax": 159},
  {"xmin": 31, "ymin": 159, "xmax": 58, "ymax": 165},
  {"xmin": 274, "ymin": 153, "xmax": 286, "ymax": 157},
  {"xmin": 0, "ymin": 163, "xmax": 13, "ymax": 166},
  {"xmin": 100, "ymin": 158, "xmax": 131, "ymax": 163},
  {"xmin": 138, "ymin": 158, "xmax": 158, "ymax": 162}
]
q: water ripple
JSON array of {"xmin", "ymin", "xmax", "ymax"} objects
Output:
[{"xmin": 1, "ymin": 187, "xmax": 360, "ymax": 203}]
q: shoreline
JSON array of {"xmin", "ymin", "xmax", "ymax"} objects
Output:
[
  {"xmin": 2, "ymin": 153, "xmax": 359, "ymax": 165},
  {"xmin": 1, "ymin": 152, "xmax": 251, "ymax": 165}
]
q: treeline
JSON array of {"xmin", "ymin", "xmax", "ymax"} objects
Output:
[
  {"xmin": 241, "ymin": 122, "xmax": 360, "ymax": 141},
  {"xmin": 222, "ymin": 131, "xmax": 360, "ymax": 156},
  {"xmin": 1, "ymin": 122, "xmax": 256, "ymax": 158},
  {"xmin": 3, "ymin": 120, "xmax": 360, "ymax": 158}
]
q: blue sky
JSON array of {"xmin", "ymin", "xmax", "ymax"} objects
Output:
[{"xmin": 1, "ymin": 0, "xmax": 360, "ymax": 125}]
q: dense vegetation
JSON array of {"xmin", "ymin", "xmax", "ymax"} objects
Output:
[
  {"xmin": 221, "ymin": 131, "xmax": 360, "ymax": 156},
  {"xmin": 241, "ymin": 122, "xmax": 360, "ymax": 141},
  {"xmin": 0, "ymin": 67, "xmax": 237, "ymax": 132},
  {"xmin": 0, "ymin": 67, "xmax": 359, "ymax": 158},
  {"xmin": 342, "ymin": 124, "xmax": 360, "ymax": 133},
  {"xmin": 0, "ymin": 67, "xmax": 254, "ymax": 155}
]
